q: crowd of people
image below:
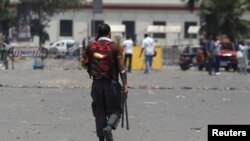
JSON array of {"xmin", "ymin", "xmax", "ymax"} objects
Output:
[{"xmin": 203, "ymin": 35, "xmax": 249, "ymax": 75}]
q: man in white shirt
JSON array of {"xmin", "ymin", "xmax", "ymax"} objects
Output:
[
  {"xmin": 139, "ymin": 33, "xmax": 155, "ymax": 74},
  {"xmin": 214, "ymin": 37, "xmax": 221, "ymax": 75},
  {"xmin": 238, "ymin": 41, "xmax": 249, "ymax": 75},
  {"xmin": 122, "ymin": 35, "xmax": 134, "ymax": 72}
]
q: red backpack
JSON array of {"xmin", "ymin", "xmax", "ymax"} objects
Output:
[{"xmin": 87, "ymin": 41, "xmax": 113, "ymax": 78}]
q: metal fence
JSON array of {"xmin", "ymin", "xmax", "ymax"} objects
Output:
[{"xmin": 162, "ymin": 46, "xmax": 181, "ymax": 65}]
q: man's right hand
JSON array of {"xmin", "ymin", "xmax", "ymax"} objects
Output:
[{"xmin": 122, "ymin": 86, "xmax": 128, "ymax": 99}]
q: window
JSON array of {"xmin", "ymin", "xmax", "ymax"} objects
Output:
[
  {"xmin": 184, "ymin": 21, "xmax": 197, "ymax": 38},
  {"xmin": 60, "ymin": 20, "xmax": 73, "ymax": 37},
  {"xmin": 122, "ymin": 21, "xmax": 136, "ymax": 44},
  {"xmin": 153, "ymin": 21, "xmax": 166, "ymax": 38},
  {"xmin": 91, "ymin": 20, "xmax": 104, "ymax": 36}
]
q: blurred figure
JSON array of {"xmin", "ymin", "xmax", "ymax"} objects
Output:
[
  {"xmin": 82, "ymin": 38, "xmax": 86, "ymax": 49},
  {"xmin": 139, "ymin": 33, "xmax": 155, "ymax": 74},
  {"xmin": 205, "ymin": 35, "xmax": 215, "ymax": 75},
  {"xmin": 122, "ymin": 35, "xmax": 134, "ymax": 73},
  {"xmin": 4, "ymin": 36, "xmax": 11, "ymax": 44},
  {"xmin": 238, "ymin": 41, "xmax": 248, "ymax": 75},
  {"xmin": 214, "ymin": 36, "xmax": 221, "ymax": 75}
]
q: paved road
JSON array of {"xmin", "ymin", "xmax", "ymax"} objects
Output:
[{"xmin": 0, "ymin": 59, "xmax": 250, "ymax": 141}]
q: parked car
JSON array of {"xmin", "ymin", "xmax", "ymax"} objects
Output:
[
  {"xmin": 49, "ymin": 39, "xmax": 77, "ymax": 54},
  {"xmin": 66, "ymin": 46, "xmax": 81, "ymax": 59},
  {"xmin": 179, "ymin": 45, "xmax": 200, "ymax": 71},
  {"xmin": 219, "ymin": 41, "xmax": 237, "ymax": 71}
]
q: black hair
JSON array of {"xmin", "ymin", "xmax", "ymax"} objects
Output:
[
  {"xmin": 126, "ymin": 35, "xmax": 130, "ymax": 39},
  {"xmin": 97, "ymin": 24, "xmax": 111, "ymax": 37},
  {"xmin": 239, "ymin": 40, "xmax": 244, "ymax": 45},
  {"xmin": 144, "ymin": 33, "xmax": 149, "ymax": 38}
]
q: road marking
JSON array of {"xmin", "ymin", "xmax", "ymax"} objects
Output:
[
  {"xmin": 143, "ymin": 102, "xmax": 158, "ymax": 104},
  {"xmin": 59, "ymin": 117, "xmax": 72, "ymax": 120}
]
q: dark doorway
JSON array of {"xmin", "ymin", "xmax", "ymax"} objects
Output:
[
  {"xmin": 91, "ymin": 20, "xmax": 104, "ymax": 36},
  {"xmin": 122, "ymin": 21, "xmax": 136, "ymax": 45}
]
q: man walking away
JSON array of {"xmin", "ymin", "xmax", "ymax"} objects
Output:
[
  {"xmin": 139, "ymin": 33, "xmax": 155, "ymax": 74},
  {"xmin": 205, "ymin": 35, "xmax": 215, "ymax": 75},
  {"xmin": 82, "ymin": 24, "xmax": 128, "ymax": 141},
  {"xmin": 122, "ymin": 35, "xmax": 134, "ymax": 73}
]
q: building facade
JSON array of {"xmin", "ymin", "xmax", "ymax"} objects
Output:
[{"xmin": 45, "ymin": 0, "xmax": 201, "ymax": 47}]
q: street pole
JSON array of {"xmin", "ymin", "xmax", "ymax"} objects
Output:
[
  {"xmin": 0, "ymin": 2, "xmax": 4, "ymax": 36},
  {"xmin": 92, "ymin": 0, "xmax": 103, "ymax": 37},
  {"xmin": 92, "ymin": 12, "xmax": 95, "ymax": 37}
]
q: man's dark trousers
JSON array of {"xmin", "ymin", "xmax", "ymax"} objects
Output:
[
  {"xmin": 125, "ymin": 54, "xmax": 132, "ymax": 72},
  {"xmin": 91, "ymin": 78, "xmax": 122, "ymax": 137},
  {"xmin": 214, "ymin": 55, "xmax": 220, "ymax": 73},
  {"xmin": 207, "ymin": 56, "xmax": 214, "ymax": 75}
]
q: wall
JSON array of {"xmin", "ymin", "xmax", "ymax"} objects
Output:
[
  {"xmin": 45, "ymin": 3, "xmax": 200, "ymax": 47},
  {"xmin": 85, "ymin": 0, "xmax": 192, "ymax": 5}
]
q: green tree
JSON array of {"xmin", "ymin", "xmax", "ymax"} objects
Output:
[
  {"xmin": 19, "ymin": 0, "xmax": 84, "ymax": 45},
  {"xmin": 201, "ymin": 0, "xmax": 250, "ymax": 42},
  {"xmin": 0, "ymin": 0, "xmax": 16, "ymax": 37}
]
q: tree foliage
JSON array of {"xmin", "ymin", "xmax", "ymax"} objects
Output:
[
  {"xmin": 0, "ymin": 0, "xmax": 16, "ymax": 36},
  {"xmin": 201, "ymin": 0, "xmax": 250, "ymax": 42},
  {"xmin": 19, "ymin": 0, "xmax": 84, "ymax": 45}
]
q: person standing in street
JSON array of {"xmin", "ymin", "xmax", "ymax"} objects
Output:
[
  {"xmin": 139, "ymin": 33, "xmax": 155, "ymax": 74},
  {"xmin": 238, "ymin": 41, "xmax": 249, "ymax": 75},
  {"xmin": 205, "ymin": 35, "xmax": 215, "ymax": 75},
  {"xmin": 82, "ymin": 24, "xmax": 128, "ymax": 141},
  {"xmin": 214, "ymin": 36, "xmax": 221, "ymax": 75},
  {"xmin": 122, "ymin": 35, "xmax": 134, "ymax": 73}
]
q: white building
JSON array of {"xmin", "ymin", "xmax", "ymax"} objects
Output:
[{"xmin": 45, "ymin": 0, "xmax": 201, "ymax": 47}]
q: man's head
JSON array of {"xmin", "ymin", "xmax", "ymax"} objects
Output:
[
  {"xmin": 144, "ymin": 33, "xmax": 149, "ymax": 38},
  {"xmin": 126, "ymin": 35, "xmax": 130, "ymax": 39},
  {"xmin": 97, "ymin": 24, "xmax": 111, "ymax": 37},
  {"xmin": 239, "ymin": 40, "xmax": 244, "ymax": 45}
]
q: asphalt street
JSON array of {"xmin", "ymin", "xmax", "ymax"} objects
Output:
[{"xmin": 0, "ymin": 58, "xmax": 250, "ymax": 141}]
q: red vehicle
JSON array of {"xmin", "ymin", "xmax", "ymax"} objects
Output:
[
  {"xmin": 196, "ymin": 38, "xmax": 238, "ymax": 71},
  {"xmin": 219, "ymin": 42, "xmax": 238, "ymax": 71}
]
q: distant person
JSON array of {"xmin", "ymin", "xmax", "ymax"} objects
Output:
[
  {"xmin": 205, "ymin": 35, "xmax": 215, "ymax": 75},
  {"xmin": 122, "ymin": 35, "xmax": 134, "ymax": 73},
  {"xmin": 238, "ymin": 41, "xmax": 248, "ymax": 75},
  {"xmin": 139, "ymin": 33, "xmax": 155, "ymax": 74},
  {"xmin": 214, "ymin": 36, "xmax": 221, "ymax": 75},
  {"xmin": 82, "ymin": 38, "xmax": 86, "ymax": 49},
  {"xmin": 4, "ymin": 36, "xmax": 11, "ymax": 44},
  {"xmin": 0, "ymin": 35, "xmax": 7, "ymax": 65},
  {"xmin": 82, "ymin": 23, "xmax": 128, "ymax": 141}
]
